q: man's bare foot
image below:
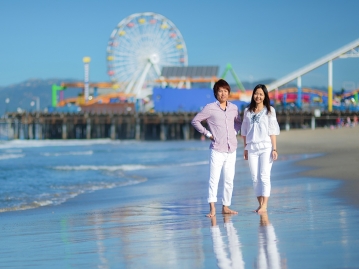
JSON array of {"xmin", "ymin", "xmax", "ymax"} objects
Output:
[
  {"xmin": 222, "ymin": 206, "xmax": 238, "ymax": 215},
  {"xmin": 206, "ymin": 210, "xmax": 216, "ymax": 218},
  {"xmin": 206, "ymin": 202, "xmax": 216, "ymax": 218},
  {"xmin": 254, "ymin": 205, "xmax": 261, "ymax": 212}
]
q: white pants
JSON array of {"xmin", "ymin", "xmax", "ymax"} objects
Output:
[
  {"xmin": 208, "ymin": 149, "xmax": 236, "ymax": 206},
  {"xmin": 247, "ymin": 147, "xmax": 273, "ymax": 197}
]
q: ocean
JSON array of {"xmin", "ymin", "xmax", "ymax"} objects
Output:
[{"xmin": 0, "ymin": 139, "xmax": 211, "ymax": 212}]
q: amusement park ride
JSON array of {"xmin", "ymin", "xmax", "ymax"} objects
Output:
[
  {"xmin": 52, "ymin": 12, "xmax": 359, "ymax": 113},
  {"xmin": 51, "ymin": 12, "xmax": 250, "ymax": 112},
  {"xmin": 53, "ymin": 12, "xmax": 190, "ymax": 110}
]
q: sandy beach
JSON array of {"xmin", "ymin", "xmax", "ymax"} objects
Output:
[{"xmin": 277, "ymin": 125, "xmax": 359, "ymax": 206}]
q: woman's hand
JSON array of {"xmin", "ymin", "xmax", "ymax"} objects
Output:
[
  {"xmin": 272, "ymin": 150, "xmax": 278, "ymax": 161},
  {"xmin": 244, "ymin": 150, "xmax": 248, "ymax": 160}
]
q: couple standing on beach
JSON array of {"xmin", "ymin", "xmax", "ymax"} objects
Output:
[{"xmin": 191, "ymin": 79, "xmax": 280, "ymax": 217}]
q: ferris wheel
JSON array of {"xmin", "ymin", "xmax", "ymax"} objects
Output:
[{"xmin": 106, "ymin": 12, "xmax": 188, "ymax": 97}]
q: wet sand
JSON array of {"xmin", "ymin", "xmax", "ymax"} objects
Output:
[{"xmin": 277, "ymin": 125, "xmax": 359, "ymax": 206}]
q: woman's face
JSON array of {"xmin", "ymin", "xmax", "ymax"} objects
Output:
[{"xmin": 253, "ymin": 88, "xmax": 265, "ymax": 105}]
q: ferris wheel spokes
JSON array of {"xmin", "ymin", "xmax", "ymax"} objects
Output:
[
  {"xmin": 107, "ymin": 12, "xmax": 188, "ymax": 98},
  {"xmin": 124, "ymin": 68, "xmax": 142, "ymax": 94},
  {"xmin": 134, "ymin": 61, "xmax": 152, "ymax": 96},
  {"xmin": 126, "ymin": 56, "xmax": 162, "ymax": 96}
]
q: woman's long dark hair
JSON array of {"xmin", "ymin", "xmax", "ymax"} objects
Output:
[{"xmin": 248, "ymin": 84, "xmax": 271, "ymax": 114}]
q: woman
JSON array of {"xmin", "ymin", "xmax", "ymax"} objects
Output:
[{"xmin": 241, "ymin": 84, "xmax": 280, "ymax": 213}]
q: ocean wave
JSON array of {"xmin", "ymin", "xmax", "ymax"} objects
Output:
[
  {"xmin": 0, "ymin": 177, "xmax": 147, "ymax": 213},
  {"xmin": 53, "ymin": 164, "xmax": 151, "ymax": 172},
  {"xmin": 0, "ymin": 200, "xmax": 54, "ymax": 213},
  {"xmin": 41, "ymin": 150, "xmax": 94, "ymax": 157},
  {"xmin": 0, "ymin": 153, "xmax": 25, "ymax": 160}
]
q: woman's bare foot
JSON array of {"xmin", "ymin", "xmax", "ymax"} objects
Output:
[
  {"xmin": 222, "ymin": 205, "xmax": 238, "ymax": 215},
  {"xmin": 254, "ymin": 205, "xmax": 261, "ymax": 212},
  {"xmin": 256, "ymin": 196, "xmax": 268, "ymax": 214}
]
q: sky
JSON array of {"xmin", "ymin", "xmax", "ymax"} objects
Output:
[{"xmin": 1, "ymin": 0, "xmax": 359, "ymax": 91}]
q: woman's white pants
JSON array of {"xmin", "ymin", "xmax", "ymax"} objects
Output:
[
  {"xmin": 208, "ymin": 149, "xmax": 236, "ymax": 206},
  {"xmin": 247, "ymin": 147, "xmax": 273, "ymax": 197}
]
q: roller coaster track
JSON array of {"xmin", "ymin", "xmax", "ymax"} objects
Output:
[{"xmin": 267, "ymin": 38, "xmax": 359, "ymax": 91}]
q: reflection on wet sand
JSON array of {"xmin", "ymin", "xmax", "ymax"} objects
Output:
[
  {"xmin": 256, "ymin": 213, "xmax": 284, "ymax": 269},
  {"xmin": 210, "ymin": 215, "xmax": 244, "ymax": 269},
  {"xmin": 84, "ymin": 202, "xmax": 205, "ymax": 268}
]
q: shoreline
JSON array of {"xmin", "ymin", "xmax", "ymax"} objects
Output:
[{"xmin": 277, "ymin": 125, "xmax": 359, "ymax": 206}]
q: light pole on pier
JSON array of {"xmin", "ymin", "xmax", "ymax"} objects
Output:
[
  {"xmin": 83, "ymin": 57, "xmax": 91, "ymax": 103},
  {"xmin": 34, "ymin": 96, "xmax": 40, "ymax": 111},
  {"xmin": 5, "ymin": 98, "xmax": 10, "ymax": 115},
  {"xmin": 30, "ymin": 101, "xmax": 35, "ymax": 112}
]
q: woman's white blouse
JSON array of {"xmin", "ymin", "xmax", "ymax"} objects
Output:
[{"xmin": 241, "ymin": 106, "xmax": 280, "ymax": 150}]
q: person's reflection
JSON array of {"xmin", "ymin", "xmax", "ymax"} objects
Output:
[
  {"xmin": 210, "ymin": 215, "xmax": 245, "ymax": 269},
  {"xmin": 256, "ymin": 213, "xmax": 282, "ymax": 269}
]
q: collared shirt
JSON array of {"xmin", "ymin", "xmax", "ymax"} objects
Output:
[
  {"xmin": 241, "ymin": 106, "xmax": 280, "ymax": 150},
  {"xmin": 191, "ymin": 101, "xmax": 241, "ymax": 153}
]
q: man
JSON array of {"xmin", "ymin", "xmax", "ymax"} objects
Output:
[{"xmin": 191, "ymin": 79, "xmax": 241, "ymax": 217}]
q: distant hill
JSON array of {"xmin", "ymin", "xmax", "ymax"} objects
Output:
[{"xmin": 0, "ymin": 78, "xmax": 82, "ymax": 114}]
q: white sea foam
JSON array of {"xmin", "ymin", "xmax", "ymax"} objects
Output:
[
  {"xmin": 0, "ymin": 153, "xmax": 25, "ymax": 160},
  {"xmin": 0, "ymin": 200, "xmax": 54, "ymax": 213},
  {"xmin": 0, "ymin": 177, "xmax": 147, "ymax": 213},
  {"xmin": 53, "ymin": 164, "xmax": 151, "ymax": 172},
  {"xmin": 0, "ymin": 139, "xmax": 118, "ymax": 149},
  {"xmin": 41, "ymin": 150, "xmax": 94, "ymax": 157}
]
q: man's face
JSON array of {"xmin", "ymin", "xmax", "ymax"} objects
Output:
[{"xmin": 217, "ymin": 87, "xmax": 229, "ymax": 103}]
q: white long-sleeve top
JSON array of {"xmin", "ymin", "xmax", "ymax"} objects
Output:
[{"xmin": 241, "ymin": 106, "xmax": 280, "ymax": 150}]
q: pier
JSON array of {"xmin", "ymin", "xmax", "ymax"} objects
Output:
[{"xmin": 0, "ymin": 110, "xmax": 357, "ymax": 141}]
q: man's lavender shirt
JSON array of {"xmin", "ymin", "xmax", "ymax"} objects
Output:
[{"xmin": 191, "ymin": 101, "xmax": 241, "ymax": 153}]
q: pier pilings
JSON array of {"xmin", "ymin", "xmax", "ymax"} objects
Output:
[{"xmin": 0, "ymin": 110, "xmax": 357, "ymax": 140}]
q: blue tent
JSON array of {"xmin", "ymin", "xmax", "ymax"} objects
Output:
[{"xmin": 153, "ymin": 87, "xmax": 249, "ymax": 112}]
